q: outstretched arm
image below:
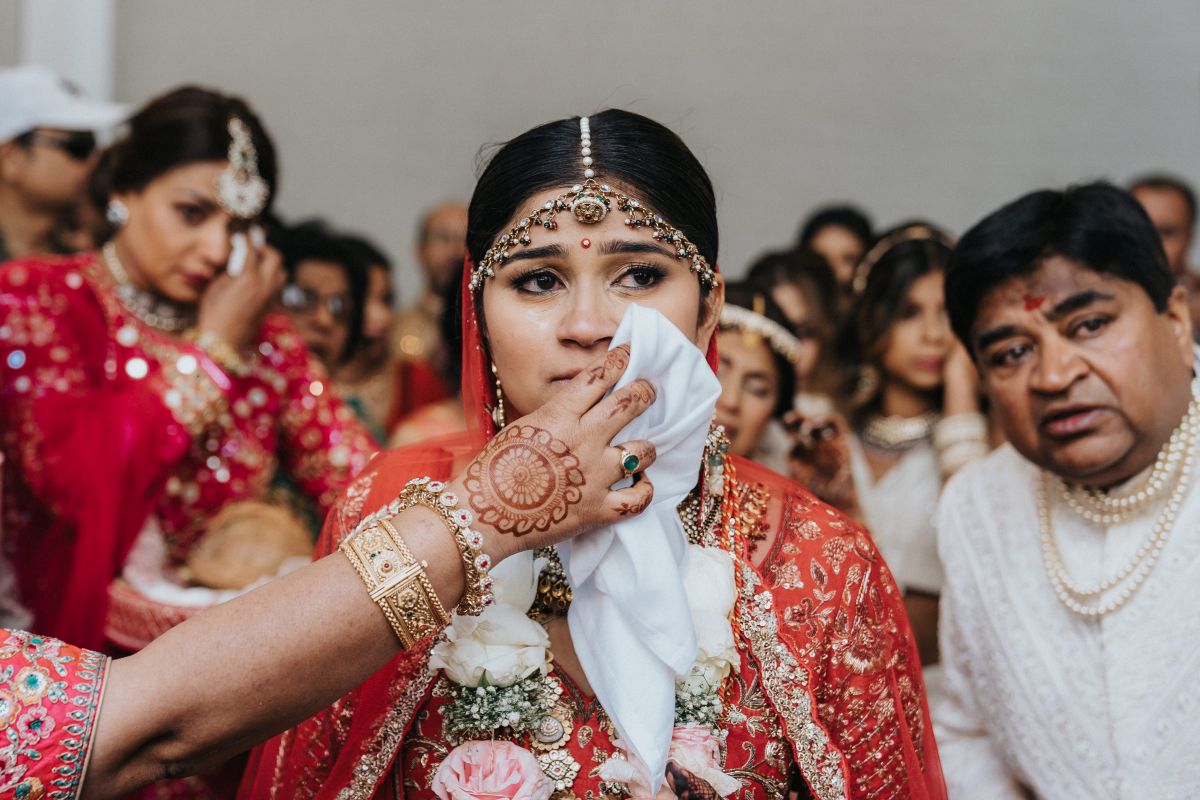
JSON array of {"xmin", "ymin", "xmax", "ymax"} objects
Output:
[{"xmin": 10, "ymin": 344, "xmax": 657, "ymax": 799}]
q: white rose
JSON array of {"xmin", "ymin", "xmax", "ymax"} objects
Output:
[
  {"xmin": 488, "ymin": 550, "xmax": 546, "ymax": 612},
  {"xmin": 430, "ymin": 603, "xmax": 550, "ymax": 688},
  {"xmin": 680, "ymin": 544, "xmax": 739, "ymax": 689}
]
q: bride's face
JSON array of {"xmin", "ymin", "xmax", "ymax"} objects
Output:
[{"xmin": 481, "ymin": 186, "xmax": 723, "ymax": 418}]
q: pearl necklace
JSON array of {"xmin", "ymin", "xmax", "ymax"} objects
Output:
[
  {"xmin": 102, "ymin": 242, "xmax": 196, "ymax": 333},
  {"xmin": 1038, "ymin": 397, "xmax": 1199, "ymax": 618},
  {"xmin": 861, "ymin": 411, "xmax": 939, "ymax": 451},
  {"xmin": 1056, "ymin": 416, "xmax": 1190, "ymax": 525}
]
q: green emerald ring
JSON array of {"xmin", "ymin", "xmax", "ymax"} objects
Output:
[{"xmin": 619, "ymin": 448, "xmax": 641, "ymax": 478}]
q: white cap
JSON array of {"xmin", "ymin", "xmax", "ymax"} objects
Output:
[{"xmin": 0, "ymin": 65, "xmax": 126, "ymax": 143}]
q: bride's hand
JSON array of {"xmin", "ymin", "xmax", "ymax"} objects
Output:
[{"xmin": 448, "ymin": 343, "xmax": 658, "ymax": 563}]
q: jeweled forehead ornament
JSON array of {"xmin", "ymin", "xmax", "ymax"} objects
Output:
[
  {"xmin": 468, "ymin": 115, "xmax": 717, "ymax": 292},
  {"xmin": 215, "ymin": 117, "xmax": 269, "ymax": 219}
]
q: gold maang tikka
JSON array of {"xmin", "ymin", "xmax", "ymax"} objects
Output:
[
  {"xmin": 468, "ymin": 115, "xmax": 717, "ymax": 292},
  {"xmin": 216, "ymin": 117, "xmax": 269, "ymax": 219}
]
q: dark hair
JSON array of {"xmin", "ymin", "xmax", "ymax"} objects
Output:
[
  {"xmin": 745, "ymin": 247, "xmax": 841, "ymax": 392},
  {"xmin": 467, "ymin": 109, "xmax": 718, "ymax": 279},
  {"xmin": 275, "ymin": 219, "xmax": 368, "ymax": 363},
  {"xmin": 946, "ymin": 182, "xmax": 1173, "ymax": 347},
  {"xmin": 339, "ymin": 233, "xmax": 395, "ymax": 309},
  {"xmin": 438, "ymin": 273, "xmax": 464, "ymax": 391},
  {"xmin": 842, "ymin": 221, "xmax": 953, "ymax": 412},
  {"xmin": 1128, "ymin": 173, "xmax": 1198, "ymax": 228},
  {"xmin": 797, "ymin": 205, "xmax": 873, "ymax": 250},
  {"xmin": 91, "ymin": 86, "xmax": 277, "ymax": 231},
  {"xmin": 720, "ymin": 282, "xmax": 797, "ymax": 417}
]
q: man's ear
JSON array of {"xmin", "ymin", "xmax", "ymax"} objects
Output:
[
  {"xmin": 695, "ymin": 279, "xmax": 725, "ymax": 352},
  {"xmin": 1165, "ymin": 283, "xmax": 1194, "ymax": 370}
]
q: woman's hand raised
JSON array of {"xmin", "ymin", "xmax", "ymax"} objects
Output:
[{"xmin": 448, "ymin": 344, "xmax": 658, "ymax": 563}]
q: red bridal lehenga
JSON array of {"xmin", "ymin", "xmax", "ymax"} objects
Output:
[{"xmin": 237, "ymin": 263, "xmax": 946, "ymax": 800}]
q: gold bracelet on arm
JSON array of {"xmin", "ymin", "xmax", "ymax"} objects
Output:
[
  {"xmin": 339, "ymin": 519, "xmax": 449, "ymax": 649},
  {"xmin": 394, "ymin": 477, "xmax": 495, "ymax": 617}
]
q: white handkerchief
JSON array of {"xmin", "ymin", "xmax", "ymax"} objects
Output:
[{"xmin": 560, "ymin": 304, "xmax": 721, "ymax": 788}]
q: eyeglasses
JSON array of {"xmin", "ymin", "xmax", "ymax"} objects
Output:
[
  {"xmin": 29, "ymin": 130, "xmax": 98, "ymax": 161},
  {"xmin": 281, "ymin": 284, "xmax": 350, "ymax": 322}
]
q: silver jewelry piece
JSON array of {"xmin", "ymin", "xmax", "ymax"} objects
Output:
[
  {"xmin": 106, "ymin": 199, "xmax": 129, "ymax": 227},
  {"xmin": 216, "ymin": 117, "xmax": 269, "ymax": 219}
]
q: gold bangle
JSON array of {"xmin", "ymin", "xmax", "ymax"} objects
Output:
[
  {"xmin": 340, "ymin": 520, "xmax": 449, "ymax": 648},
  {"xmin": 188, "ymin": 330, "xmax": 251, "ymax": 377},
  {"xmin": 396, "ymin": 477, "xmax": 495, "ymax": 617}
]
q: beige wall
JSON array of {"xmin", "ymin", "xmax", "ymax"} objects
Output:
[
  {"xmin": 113, "ymin": 0, "xmax": 1200, "ymax": 301},
  {"xmin": 0, "ymin": 1, "xmax": 20, "ymax": 66}
]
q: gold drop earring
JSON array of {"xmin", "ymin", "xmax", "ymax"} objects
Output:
[{"xmin": 490, "ymin": 362, "xmax": 507, "ymax": 429}]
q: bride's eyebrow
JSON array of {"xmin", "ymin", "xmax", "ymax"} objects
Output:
[
  {"xmin": 597, "ymin": 239, "xmax": 676, "ymax": 258},
  {"xmin": 503, "ymin": 244, "xmax": 566, "ymax": 265}
]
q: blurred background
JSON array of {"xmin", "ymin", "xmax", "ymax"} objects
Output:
[{"xmin": 3, "ymin": 0, "xmax": 1197, "ymax": 298}]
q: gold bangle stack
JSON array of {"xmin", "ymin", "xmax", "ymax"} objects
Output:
[
  {"xmin": 340, "ymin": 518, "xmax": 449, "ymax": 648},
  {"xmin": 187, "ymin": 330, "xmax": 251, "ymax": 378},
  {"xmin": 396, "ymin": 477, "xmax": 495, "ymax": 617}
]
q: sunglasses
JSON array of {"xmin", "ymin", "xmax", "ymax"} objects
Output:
[
  {"xmin": 31, "ymin": 130, "xmax": 98, "ymax": 161},
  {"xmin": 281, "ymin": 284, "xmax": 350, "ymax": 323}
]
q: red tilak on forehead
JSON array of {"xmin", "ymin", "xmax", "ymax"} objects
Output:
[{"xmin": 1023, "ymin": 294, "xmax": 1046, "ymax": 311}]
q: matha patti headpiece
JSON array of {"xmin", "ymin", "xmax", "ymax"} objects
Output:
[
  {"xmin": 216, "ymin": 117, "xmax": 269, "ymax": 219},
  {"xmin": 851, "ymin": 224, "xmax": 954, "ymax": 295},
  {"xmin": 719, "ymin": 296, "xmax": 806, "ymax": 366},
  {"xmin": 469, "ymin": 116, "xmax": 717, "ymax": 292}
]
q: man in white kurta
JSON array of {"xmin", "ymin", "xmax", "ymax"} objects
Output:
[{"xmin": 934, "ymin": 182, "xmax": 1200, "ymax": 799}]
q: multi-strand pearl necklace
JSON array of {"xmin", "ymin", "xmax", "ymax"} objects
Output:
[{"xmin": 1038, "ymin": 396, "xmax": 1199, "ymax": 618}]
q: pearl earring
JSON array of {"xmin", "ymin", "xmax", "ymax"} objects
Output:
[{"xmin": 106, "ymin": 199, "xmax": 129, "ymax": 226}]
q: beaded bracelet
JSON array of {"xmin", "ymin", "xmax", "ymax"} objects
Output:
[
  {"xmin": 396, "ymin": 477, "xmax": 495, "ymax": 617},
  {"xmin": 187, "ymin": 330, "xmax": 252, "ymax": 378},
  {"xmin": 340, "ymin": 519, "xmax": 449, "ymax": 648}
]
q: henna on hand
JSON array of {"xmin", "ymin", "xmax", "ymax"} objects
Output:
[
  {"xmin": 613, "ymin": 491, "xmax": 652, "ymax": 517},
  {"xmin": 464, "ymin": 425, "xmax": 586, "ymax": 536},
  {"xmin": 586, "ymin": 344, "xmax": 630, "ymax": 385}
]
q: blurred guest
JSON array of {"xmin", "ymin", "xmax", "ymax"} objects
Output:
[
  {"xmin": 712, "ymin": 283, "xmax": 799, "ymax": 471},
  {"xmin": 0, "ymin": 86, "xmax": 377, "ymax": 661},
  {"xmin": 938, "ymin": 183, "xmax": 1199, "ymax": 798},
  {"xmin": 332, "ymin": 233, "xmax": 399, "ymax": 442},
  {"xmin": 277, "ymin": 219, "xmax": 368, "ymax": 372},
  {"xmin": 0, "ymin": 65, "xmax": 124, "ymax": 260},
  {"xmin": 796, "ymin": 203, "xmax": 873, "ymax": 292},
  {"xmin": 745, "ymin": 246, "xmax": 842, "ymax": 396},
  {"xmin": 792, "ymin": 223, "xmax": 989, "ymax": 702},
  {"xmin": 1129, "ymin": 173, "xmax": 1195, "ymax": 278},
  {"xmin": 1129, "ymin": 174, "xmax": 1200, "ymax": 339},
  {"xmin": 391, "ymin": 201, "xmax": 467, "ymax": 362},
  {"xmin": 388, "ymin": 273, "xmax": 467, "ymax": 447}
]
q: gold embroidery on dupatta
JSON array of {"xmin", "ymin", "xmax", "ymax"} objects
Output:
[
  {"xmin": 334, "ymin": 659, "xmax": 437, "ymax": 800},
  {"xmin": 722, "ymin": 460, "xmax": 848, "ymax": 800}
]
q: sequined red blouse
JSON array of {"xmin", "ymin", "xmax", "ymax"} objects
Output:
[{"xmin": 0, "ymin": 253, "xmax": 376, "ymax": 650}]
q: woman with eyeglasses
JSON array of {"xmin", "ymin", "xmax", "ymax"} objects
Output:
[{"xmin": 0, "ymin": 86, "xmax": 377, "ymax": 796}]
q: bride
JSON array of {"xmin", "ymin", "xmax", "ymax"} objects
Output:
[{"xmin": 242, "ymin": 110, "xmax": 944, "ymax": 800}]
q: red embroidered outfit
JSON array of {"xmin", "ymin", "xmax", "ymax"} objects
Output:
[
  {"xmin": 238, "ymin": 265, "xmax": 945, "ymax": 800},
  {"xmin": 0, "ymin": 628, "xmax": 107, "ymax": 799},
  {"xmin": 0, "ymin": 253, "xmax": 377, "ymax": 652}
]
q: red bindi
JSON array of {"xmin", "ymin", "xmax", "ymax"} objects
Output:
[
  {"xmin": 580, "ymin": 238, "xmax": 591, "ymax": 249},
  {"xmin": 1023, "ymin": 294, "xmax": 1046, "ymax": 311}
]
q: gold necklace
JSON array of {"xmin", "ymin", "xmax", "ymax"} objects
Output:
[{"xmin": 102, "ymin": 242, "xmax": 196, "ymax": 333}]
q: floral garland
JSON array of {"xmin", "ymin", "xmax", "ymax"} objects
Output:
[{"xmin": 427, "ymin": 538, "xmax": 741, "ymax": 800}]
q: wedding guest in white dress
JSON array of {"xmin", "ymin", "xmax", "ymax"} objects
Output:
[{"xmin": 937, "ymin": 181, "xmax": 1199, "ymax": 798}]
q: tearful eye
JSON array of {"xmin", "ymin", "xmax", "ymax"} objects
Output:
[
  {"xmin": 177, "ymin": 204, "xmax": 206, "ymax": 225},
  {"xmin": 512, "ymin": 269, "xmax": 562, "ymax": 294}
]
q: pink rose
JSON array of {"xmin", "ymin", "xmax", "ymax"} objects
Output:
[
  {"xmin": 668, "ymin": 725, "xmax": 741, "ymax": 797},
  {"xmin": 596, "ymin": 741, "xmax": 676, "ymax": 800},
  {"xmin": 432, "ymin": 741, "xmax": 553, "ymax": 800}
]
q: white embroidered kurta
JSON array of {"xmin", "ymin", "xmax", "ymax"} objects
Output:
[{"xmin": 935, "ymin": 443, "xmax": 1200, "ymax": 799}]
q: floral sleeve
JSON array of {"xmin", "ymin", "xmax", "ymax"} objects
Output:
[{"xmin": 0, "ymin": 629, "xmax": 109, "ymax": 800}]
